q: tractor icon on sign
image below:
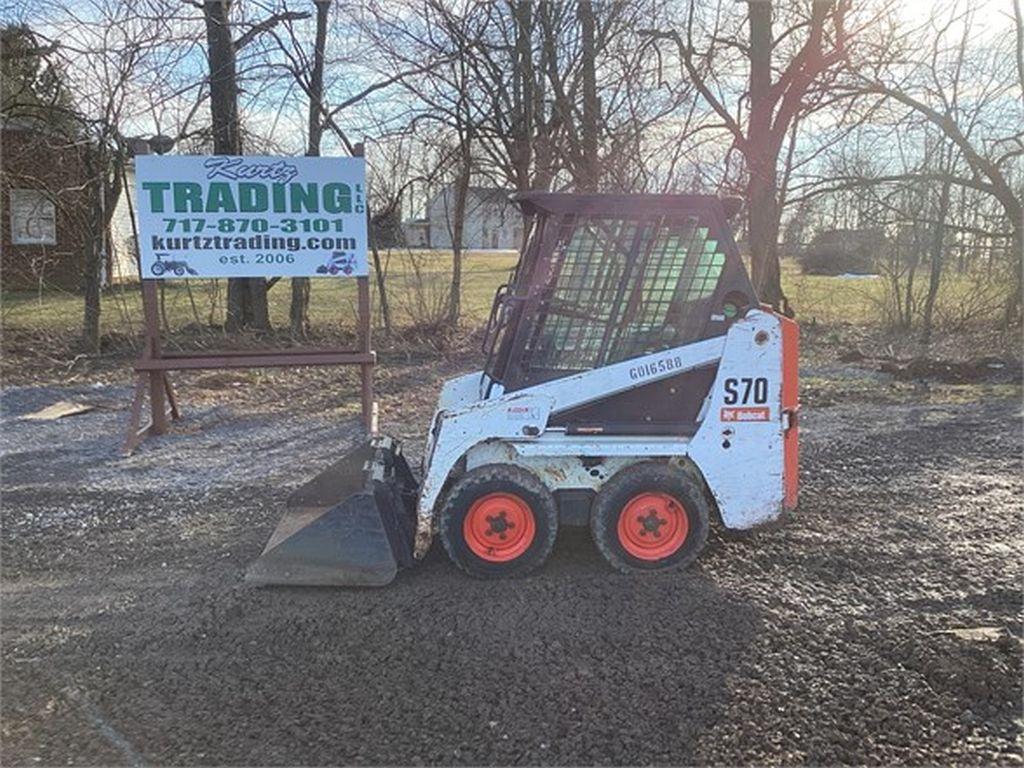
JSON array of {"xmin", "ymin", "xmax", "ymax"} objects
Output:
[
  {"xmin": 316, "ymin": 251, "xmax": 356, "ymax": 275},
  {"xmin": 151, "ymin": 253, "xmax": 198, "ymax": 277}
]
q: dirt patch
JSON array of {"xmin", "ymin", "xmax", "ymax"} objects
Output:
[
  {"xmin": 799, "ymin": 321, "xmax": 1022, "ymax": 371},
  {"xmin": 877, "ymin": 355, "xmax": 1023, "ymax": 384}
]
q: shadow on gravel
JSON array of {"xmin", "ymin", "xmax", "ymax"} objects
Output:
[{"xmin": 4, "ymin": 525, "xmax": 764, "ymax": 766}]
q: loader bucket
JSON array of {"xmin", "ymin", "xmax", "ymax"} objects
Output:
[{"xmin": 246, "ymin": 436, "xmax": 418, "ymax": 587}]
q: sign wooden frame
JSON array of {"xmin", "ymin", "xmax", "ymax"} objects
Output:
[{"xmin": 123, "ymin": 148, "xmax": 375, "ymax": 454}]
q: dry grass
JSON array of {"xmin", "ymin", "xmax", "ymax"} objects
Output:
[
  {"xmin": 2, "ymin": 249, "xmax": 520, "ymax": 335},
  {"xmin": 2, "ymin": 252, "xmax": 1014, "ymax": 365}
]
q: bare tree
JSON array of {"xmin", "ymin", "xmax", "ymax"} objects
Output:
[
  {"xmin": 365, "ymin": 0, "xmax": 482, "ymax": 326},
  {"xmin": 853, "ymin": 2, "xmax": 1024, "ymax": 324},
  {"xmin": 789, "ymin": 1, "xmax": 1023, "ymax": 330},
  {"xmin": 365, "ymin": 0, "xmax": 689, "ymax": 321},
  {"xmin": 198, "ymin": 0, "xmax": 308, "ymax": 332},
  {"xmin": 292, "ymin": 0, "xmax": 331, "ymax": 338},
  {"xmin": 28, "ymin": 1, "xmax": 189, "ymax": 348},
  {"xmin": 643, "ymin": 0, "xmax": 865, "ymax": 309},
  {"xmin": 577, "ymin": 0, "xmax": 600, "ymax": 191}
]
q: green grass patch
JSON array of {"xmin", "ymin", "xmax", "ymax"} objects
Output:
[
  {"xmin": 2, "ymin": 250, "xmax": 520, "ymax": 334},
  {"xmin": 782, "ymin": 261, "xmax": 886, "ymax": 325},
  {"xmin": 0, "ymin": 251, "xmax": 953, "ymax": 335}
]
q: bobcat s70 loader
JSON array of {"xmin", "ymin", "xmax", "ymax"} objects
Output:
[{"xmin": 246, "ymin": 192, "xmax": 799, "ymax": 586}]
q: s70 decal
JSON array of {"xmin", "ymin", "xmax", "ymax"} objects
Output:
[{"xmin": 723, "ymin": 376, "xmax": 768, "ymax": 405}]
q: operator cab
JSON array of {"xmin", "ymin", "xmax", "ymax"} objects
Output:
[{"xmin": 481, "ymin": 193, "xmax": 757, "ymax": 435}]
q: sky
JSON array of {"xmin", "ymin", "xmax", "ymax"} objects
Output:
[
  {"xmin": 897, "ymin": 0, "xmax": 1011, "ymax": 37},
  {"xmin": 3, "ymin": 0, "xmax": 1019, "ymax": 203}
]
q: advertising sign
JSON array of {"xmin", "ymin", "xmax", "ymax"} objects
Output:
[{"xmin": 135, "ymin": 155, "xmax": 367, "ymax": 278}]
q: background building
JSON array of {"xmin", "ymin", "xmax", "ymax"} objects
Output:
[
  {"xmin": 2, "ymin": 122, "xmax": 140, "ymax": 289},
  {"xmin": 404, "ymin": 185, "xmax": 522, "ymax": 250}
]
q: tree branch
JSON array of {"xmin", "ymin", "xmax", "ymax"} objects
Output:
[
  {"xmin": 234, "ymin": 11, "xmax": 311, "ymax": 51},
  {"xmin": 640, "ymin": 28, "xmax": 746, "ymax": 147}
]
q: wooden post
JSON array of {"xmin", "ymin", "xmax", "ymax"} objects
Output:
[
  {"xmin": 353, "ymin": 142, "xmax": 376, "ymax": 435},
  {"xmin": 124, "ymin": 279, "xmax": 175, "ymax": 453},
  {"xmin": 142, "ymin": 280, "xmax": 170, "ymax": 434},
  {"xmin": 357, "ymin": 275, "xmax": 375, "ymax": 434}
]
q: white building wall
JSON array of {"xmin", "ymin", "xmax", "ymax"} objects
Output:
[
  {"xmin": 404, "ymin": 222, "xmax": 430, "ymax": 248},
  {"xmin": 425, "ymin": 187, "xmax": 521, "ymax": 250},
  {"xmin": 108, "ymin": 165, "xmax": 140, "ymax": 283}
]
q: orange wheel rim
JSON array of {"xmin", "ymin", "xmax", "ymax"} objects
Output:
[
  {"xmin": 617, "ymin": 492, "xmax": 689, "ymax": 561},
  {"xmin": 463, "ymin": 492, "xmax": 536, "ymax": 562}
]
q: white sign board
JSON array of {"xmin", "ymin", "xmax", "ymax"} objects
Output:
[{"xmin": 135, "ymin": 155, "xmax": 367, "ymax": 278}]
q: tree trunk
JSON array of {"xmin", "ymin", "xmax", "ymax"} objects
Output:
[
  {"xmin": 902, "ymin": 235, "xmax": 920, "ymax": 329},
  {"xmin": 921, "ymin": 174, "xmax": 952, "ymax": 344},
  {"xmin": 512, "ymin": 0, "xmax": 533, "ymax": 193},
  {"xmin": 226, "ymin": 278, "xmax": 246, "ymax": 330},
  {"xmin": 82, "ymin": 209, "xmax": 103, "ymax": 350},
  {"xmin": 512, "ymin": 0, "xmax": 537, "ymax": 245},
  {"xmin": 744, "ymin": 0, "xmax": 787, "ymax": 310},
  {"xmin": 577, "ymin": 0, "xmax": 599, "ymax": 191},
  {"xmin": 368, "ymin": 211, "xmax": 392, "ymax": 334},
  {"xmin": 532, "ymin": 2, "xmax": 557, "ymax": 191},
  {"xmin": 205, "ymin": 0, "xmax": 241, "ymax": 155},
  {"xmin": 448, "ymin": 144, "xmax": 471, "ymax": 327},
  {"xmin": 204, "ymin": 0, "xmax": 270, "ymax": 332},
  {"xmin": 289, "ymin": 1, "xmax": 330, "ymax": 337},
  {"xmin": 1003, "ymin": 225, "xmax": 1022, "ymax": 326},
  {"xmin": 82, "ymin": 146, "xmax": 123, "ymax": 350},
  {"xmin": 747, "ymin": 161, "xmax": 783, "ymax": 307},
  {"xmin": 82, "ymin": 163, "xmax": 103, "ymax": 350},
  {"xmin": 289, "ymin": 278, "xmax": 310, "ymax": 336}
]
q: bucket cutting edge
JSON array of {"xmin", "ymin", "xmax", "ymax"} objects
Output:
[{"xmin": 245, "ymin": 436, "xmax": 418, "ymax": 587}]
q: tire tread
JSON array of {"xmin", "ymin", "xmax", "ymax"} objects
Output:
[
  {"xmin": 439, "ymin": 464, "xmax": 558, "ymax": 579},
  {"xmin": 591, "ymin": 461, "xmax": 710, "ymax": 574}
]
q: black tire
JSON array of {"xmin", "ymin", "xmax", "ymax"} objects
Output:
[
  {"xmin": 590, "ymin": 461, "xmax": 709, "ymax": 574},
  {"xmin": 439, "ymin": 464, "xmax": 558, "ymax": 579},
  {"xmin": 151, "ymin": 262, "xmax": 165, "ymax": 276}
]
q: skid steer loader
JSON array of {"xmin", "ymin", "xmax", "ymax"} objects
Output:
[{"xmin": 246, "ymin": 192, "xmax": 798, "ymax": 586}]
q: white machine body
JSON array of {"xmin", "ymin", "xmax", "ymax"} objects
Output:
[{"xmin": 412, "ymin": 309, "xmax": 799, "ymax": 556}]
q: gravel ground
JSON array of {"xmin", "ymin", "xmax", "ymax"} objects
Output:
[{"xmin": 1, "ymin": 370, "xmax": 1021, "ymax": 766}]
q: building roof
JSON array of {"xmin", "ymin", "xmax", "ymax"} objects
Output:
[
  {"xmin": 466, "ymin": 186, "xmax": 513, "ymax": 204},
  {"xmin": 511, "ymin": 191, "xmax": 744, "ymax": 220},
  {"xmin": 427, "ymin": 185, "xmax": 514, "ymax": 207}
]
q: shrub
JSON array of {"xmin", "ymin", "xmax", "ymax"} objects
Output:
[{"xmin": 798, "ymin": 228, "xmax": 888, "ymax": 275}]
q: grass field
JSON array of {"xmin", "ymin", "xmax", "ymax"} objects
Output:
[
  {"xmin": 0, "ymin": 250, "xmax": 897, "ymax": 335},
  {"xmin": 2, "ymin": 250, "xmax": 519, "ymax": 334}
]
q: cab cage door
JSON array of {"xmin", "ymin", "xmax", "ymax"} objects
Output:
[
  {"xmin": 485, "ymin": 195, "xmax": 756, "ymax": 393},
  {"xmin": 481, "ymin": 211, "xmax": 549, "ymax": 384}
]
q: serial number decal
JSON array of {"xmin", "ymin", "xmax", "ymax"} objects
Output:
[
  {"xmin": 723, "ymin": 376, "xmax": 769, "ymax": 405},
  {"xmin": 720, "ymin": 406, "xmax": 771, "ymax": 422},
  {"xmin": 629, "ymin": 356, "xmax": 684, "ymax": 381},
  {"xmin": 506, "ymin": 405, "xmax": 540, "ymax": 421}
]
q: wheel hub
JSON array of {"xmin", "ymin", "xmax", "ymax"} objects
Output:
[
  {"xmin": 637, "ymin": 509, "xmax": 667, "ymax": 537},
  {"xmin": 484, "ymin": 511, "xmax": 514, "ymax": 539},
  {"xmin": 464, "ymin": 492, "xmax": 536, "ymax": 562},
  {"xmin": 617, "ymin": 492, "xmax": 689, "ymax": 560}
]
